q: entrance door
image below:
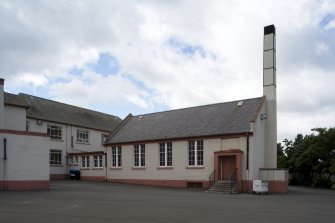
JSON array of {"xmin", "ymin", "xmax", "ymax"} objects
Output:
[{"xmin": 219, "ymin": 155, "xmax": 236, "ymax": 180}]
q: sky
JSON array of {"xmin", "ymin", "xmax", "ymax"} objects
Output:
[{"xmin": 1, "ymin": 0, "xmax": 335, "ymax": 142}]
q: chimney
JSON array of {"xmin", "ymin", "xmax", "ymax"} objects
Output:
[
  {"xmin": 263, "ymin": 25, "xmax": 277, "ymax": 168},
  {"xmin": 0, "ymin": 78, "xmax": 4, "ymax": 129}
]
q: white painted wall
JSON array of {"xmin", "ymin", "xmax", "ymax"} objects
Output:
[
  {"xmin": 0, "ymin": 80, "xmax": 4, "ymax": 129},
  {"xmin": 4, "ymin": 105, "xmax": 26, "ymax": 131},
  {"xmin": 27, "ymin": 118, "xmax": 109, "ymax": 176},
  {"xmin": 0, "ymin": 133, "xmax": 49, "ymax": 181}
]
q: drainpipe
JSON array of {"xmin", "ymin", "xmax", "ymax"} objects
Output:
[
  {"xmin": 246, "ymin": 133, "xmax": 250, "ymax": 193},
  {"xmin": 3, "ymin": 138, "xmax": 7, "ymax": 191}
]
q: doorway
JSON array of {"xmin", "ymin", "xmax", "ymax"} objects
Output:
[{"xmin": 219, "ymin": 155, "xmax": 236, "ymax": 180}]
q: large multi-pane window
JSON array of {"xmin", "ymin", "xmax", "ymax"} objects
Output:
[
  {"xmin": 94, "ymin": 155, "xmax": 103, "ymax": 168},
  {"xmin": 50, "ymin": 149, "xmax": 62, "ymax": 165},
  {"xmin": 159, "ymin": 142, "xmax": 172, "ymax": 167},
  {"xmin": 111, "ymin": 146, "xmax": 122, "ymax": 167},
  {"xmin": 134, "ymin": 144, "xmax": 145, "ymax": 167},
  {"xmin": 188, "ymin": 140, "xmax": 203, "ymax": 166},
  {"xmin": 77, "ymin": 129, "xmax": 89, "ymax": 143},
  {"xmin": 81, "ymin": 156, "xmax": 90, "ymax": 168},
  {"xmin": 47, "ymin": 124, "xmax": 62, "ymax": 140}
]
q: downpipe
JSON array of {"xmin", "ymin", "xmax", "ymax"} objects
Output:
[{"xmin": 3, "ymin": 138, "xmax": 7, "ymax": 191}]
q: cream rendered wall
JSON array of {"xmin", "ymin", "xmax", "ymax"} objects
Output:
[
  {"xmin": 107, "ymin": 137, "xmax": 248, "ymax": 182},
  {"xmin": 0, "ymin": 133, "xmax": 49, "ymax": 181},
  {"xmin": 4, "ymin": 105, "xmax": 26, "ymax": 131},
  {"xmin": 79, "ymin": 155, "xmax": 106, "ymax": 178},
  {"xmin": 249, "ymin": 104, "xmax": 266, "ymax": 180}
]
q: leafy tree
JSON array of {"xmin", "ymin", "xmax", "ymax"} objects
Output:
[
  {"xmin": 277, "ymin": 142, "xmax": 288, "ymax": 168},
  {"xmin": 281, "ymin": 128, "xmax": 335, "ymax": 188}
]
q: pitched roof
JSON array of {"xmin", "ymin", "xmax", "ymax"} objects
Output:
[
  {"xmin": 4, "ymin": 92, "xmax": 30, "ymax": 108},
  {"xmin": 5, "ymin": 93, "xmax": 122, "ymax": 132},
  {"xmin": 106, "ymin": 97, "xmax": 264, "ymax": 144}
]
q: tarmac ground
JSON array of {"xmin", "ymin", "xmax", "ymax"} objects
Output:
[{"xmin": 0, "ymin": 180, "xmax": 334, "ymax": 223}]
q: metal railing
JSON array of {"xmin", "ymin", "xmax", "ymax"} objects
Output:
[
  {"xmin": 208, "ymin": 169, "xmax": 216, "ymax": 188},
  {"xmin": 230, "ymin": 168, "xmax": 237, "ymax": 191}
]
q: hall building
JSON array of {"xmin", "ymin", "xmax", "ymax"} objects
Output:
[{"xmin": 104, "ymin": 25, "xmax": 288, "ymax": 193}]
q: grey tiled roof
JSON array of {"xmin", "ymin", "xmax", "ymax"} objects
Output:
[
  {"xmin": 7, "ymin": 93, "xmax": 122, "ymax": 132},
  {"xmin": 106, "ymin": 97, "xmax": 264, "ymax": 144},
  {"xmin": 4, "ymin": 92, "xmax": 30, "ymax": 108}
]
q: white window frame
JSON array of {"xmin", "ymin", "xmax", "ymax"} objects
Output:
[
  {"xmin": 159, "ymin": 142, "xmax": 172, "ymax": 167},
  {"xmin": 188, "ymin": 140, "xmax": 204, "ymax": 166},
  {"xmin": 134, "ymin": 144, "xmax": 145, "ymax": 167},
  {"xmin": 94, "ymin": 155, "xmax": 103, "ymax": 168},
  {"xmin": 47, "ymin": 124, "xmax": 62, "ymax": 140},
  {"xmin": 111, "ymin": 146, "xmax": 122, "ymax": 167},
  {"xmin": 50, "ymin": 149, "xmax": 62, "ymax": 165},
  {"xmin": 81, "ymin": 156, "xmax": 90, "ymax": 168},
  {"xmin": 77, "ymin": 129, "xmax": 89, "ymax": 144}
]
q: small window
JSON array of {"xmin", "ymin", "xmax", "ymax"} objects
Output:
[
  {"xmin": 50, "ymin": 150, "xmax": 62, "ymax": 165},
  {"xmin": 101, "ymin": 133, "xmax": 109, "ymax": 144},
  {"xmin": 81, "ymin": 156, "xmax": 90, "ymax": 168},
  {"xmin": 94, "ymin": 155, "xmax": 103, "ymax": 168},
  {"xmin": 77, "ymin": 129, "xmax": 89, "ymax": 144},
  {"xmin": 47, "ymin": 124, "xmax": 62, "ymax": 140}
]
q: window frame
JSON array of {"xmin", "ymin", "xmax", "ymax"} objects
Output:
[
  {"xmin": 47, "ymin": 124, "xmax": 62, "ymax": 140},
  {"xmin": 94, "ymin": 155, "xmax": 103, "ymax": 168},
  {"xmin": 159, "ymin": 142, "xmax": 172, "ymax": 167},
  {"xmin": 50, "ymin": 149, "xmax": 62, "ymax": 165},
  {"xmin": 188, "ymin": 140, "xmax": 204, "ymax": 166},
  {"xmin": 81, "ymin": 156, "xmax": 90, "ymax": 168},
  {"xmin": 134, "ymin": 144, "xmax": 145, "ymax": 167},
  {"xmin": 76, "ymin": 129, "xmax": 89, "ymax": 144},
  {"xmin": 101, "ymin": 133, "xmax": 109, "ymax": 144},
  {"xmin": 111, "ymin": 146, "xmax": 122, "ymax": 167}
]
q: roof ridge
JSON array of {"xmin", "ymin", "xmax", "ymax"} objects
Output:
[
  {"xmin": 18, "ymin": 93, "xmax": 121, "ymax": 119},
  {"xmin": 132, "ymin": 96, "xmax": 263, "ymax": 117}
]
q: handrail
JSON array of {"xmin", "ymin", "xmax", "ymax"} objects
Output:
[
  {"xmin": 230, "ymin": 168, "xmax": 237, "ymax": 192},
  {"xmin": 208, "ymin": 169, "xmax": 216, "ymax": 188}
]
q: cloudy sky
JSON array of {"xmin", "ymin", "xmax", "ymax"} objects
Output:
[{"xmin": 1, "ymin": 0, "xmax": 335, "ymax": 141}]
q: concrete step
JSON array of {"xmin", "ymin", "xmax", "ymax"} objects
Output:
[{"xmin": 208, "ymin": 181, "xmax": 237, "ymax": 194}]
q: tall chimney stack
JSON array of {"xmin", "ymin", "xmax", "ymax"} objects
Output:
[{"xmin": 263, "ymin": 25, "xmax": 277, "ymax": 168}]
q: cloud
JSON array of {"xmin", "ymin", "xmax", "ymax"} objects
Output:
[{"xmin": 1, "ymin": 0, "xmax": 335, "ymax": 142}]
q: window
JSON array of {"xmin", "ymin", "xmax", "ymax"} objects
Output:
[
  {"xmin": 134, "ymin": 144, "xmax": 145, "ymax": 167},
  {"xmin": 81, "ymin": 156, "xmax": 90, "ymax": 168},
  {"xmin": 50, "ymin": 150, "xmax": 62, "ymax": 165},
  {"xmin": 77, "ymin": 129, "xmax": 89, "ymax": 143},
  {"xmin": 101, "ymin": 133, "xmax": 109, "ymax": 144},
  {"xmin": 47, "ymin": 124, "xmax": 62, "ymax": 140},
  {"xmin": 188, "ymin": 140, "xmax": 203, "ymax": 166},
  {"xmin": 94, "ymin": 155, "xmax": 103, "ymax": 168},
  {"xmin": 159, "ymin": 142, "xmax": 172, "ymax": 166},
  {"xmin": 111, "ymin": 146, "xmax": 122, "ymax": 167},
  {"xmin": 69, "ymin": 156, "xmax": 78, "ymax": 165}
]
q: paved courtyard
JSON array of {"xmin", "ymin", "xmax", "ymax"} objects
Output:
[{"xmin": 0, "ymin": 180, "xmax": 334, "ymax": 223}]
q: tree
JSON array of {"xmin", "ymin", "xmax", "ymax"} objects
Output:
[{"xmin": 283, "ymin": 128, "xmax": 335, "ymax": 188}]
